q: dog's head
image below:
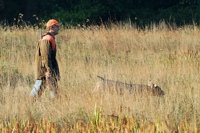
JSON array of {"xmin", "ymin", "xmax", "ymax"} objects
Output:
[{"xmin": 148, "ymin": 81, "xmax": 165, "ymax": 96}]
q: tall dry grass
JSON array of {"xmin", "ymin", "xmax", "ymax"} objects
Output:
[{"xmin": 0, "ymin": 22, "xmax": 200, "ymax": 132}]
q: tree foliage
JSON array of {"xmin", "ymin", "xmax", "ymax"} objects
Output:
[{"xmin": 0, "ymin": 0, "xmax": 200, "ymax": 27}]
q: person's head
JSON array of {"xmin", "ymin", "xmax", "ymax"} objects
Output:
[{"xmin": 46, "ymin": 19, "xmax": 61, "ymax": 36}]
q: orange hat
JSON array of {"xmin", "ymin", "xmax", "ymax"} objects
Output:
[{"xmin": 46, "ymin": 19, "xmax": 61, "ymax": 28}]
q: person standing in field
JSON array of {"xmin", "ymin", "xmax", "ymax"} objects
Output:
[{"xmin": 30, "ymin": 19, "xmax": 61, "ymax": 98}]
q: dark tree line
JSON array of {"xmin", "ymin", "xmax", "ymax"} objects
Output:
[{"xmin": 0, "ymin": 0, "xmax": 200, "ymax": 27}]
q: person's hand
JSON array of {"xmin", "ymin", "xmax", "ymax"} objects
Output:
[{"xmin": 45, "ymin": 71, "xmax": 51, "ymax": 78}]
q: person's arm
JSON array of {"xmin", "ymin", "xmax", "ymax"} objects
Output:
[{"xmin": 39, "ymin": 40, "xmax": 53, "ymax": 74}]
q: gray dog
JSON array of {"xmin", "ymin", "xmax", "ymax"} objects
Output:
[{"xmin": 93, "ymin": 76, "xmax": 165, "ymax": 96}]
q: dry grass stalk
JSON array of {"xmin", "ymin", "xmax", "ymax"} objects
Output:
[{"xmin": 0, "ymin": 22, "xmax": 200, "ymax": 132}]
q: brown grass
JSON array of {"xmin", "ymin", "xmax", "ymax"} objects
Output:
[{"xmin": 0, "ymin": 22, "xmax": 200, "ymax": 132}]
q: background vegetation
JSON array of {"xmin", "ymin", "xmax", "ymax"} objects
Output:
[
  {"xmin": 1, "ymin": 0, "xmax": 200, "ymax": 27},
  {"xmin": 1, "ymin": 1, "xmax": 200, "ymax": 132},
  {"xmin": 0, "ymin": 21, "xmax": 200, "ymax": 132}
]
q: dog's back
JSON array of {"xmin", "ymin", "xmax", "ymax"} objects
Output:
[{"xmin": 94, "ymin": 76, "xmax": 165, "ymax": 96}]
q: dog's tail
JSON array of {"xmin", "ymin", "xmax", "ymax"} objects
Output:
[{"xmin": 97, "ymin": 75, "xmax": 105, "ymax": 80}]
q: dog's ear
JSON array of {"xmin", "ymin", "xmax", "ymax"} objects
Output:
[{"xmin": 148, "ymin": 80, "xmax": 154, "ymax": 88}]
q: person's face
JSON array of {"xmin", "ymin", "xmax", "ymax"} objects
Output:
[{"xmin": 50, "ymin": 25, "xmax": 60, "ymax": 35}]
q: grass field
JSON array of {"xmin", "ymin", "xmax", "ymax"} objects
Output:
[{"xmin": 0, "ymin": 22, "xmax": 200, "ymax": 132}]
